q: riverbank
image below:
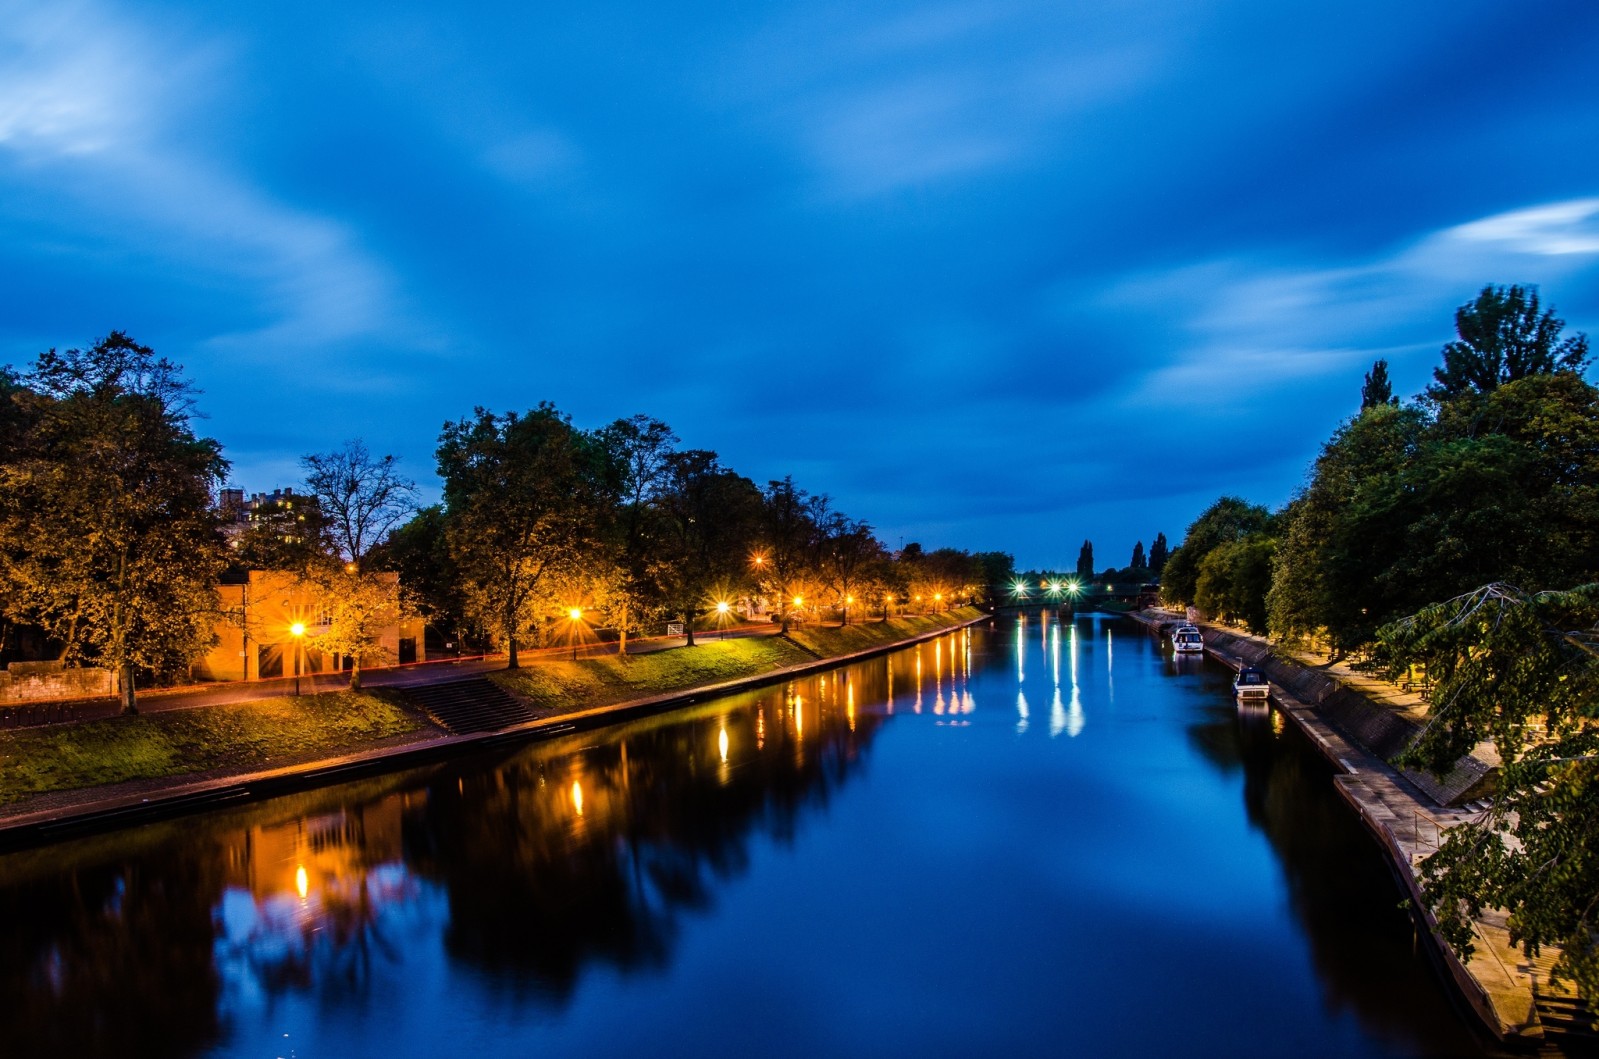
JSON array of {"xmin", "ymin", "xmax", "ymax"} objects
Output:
[
  {"xmin": 0, "ymin": 608, "xmax": 985, "ymax": 849},
  {"xmin": 1126, "ymin": 609, "xmax": 1572, "ymax": 1047}
]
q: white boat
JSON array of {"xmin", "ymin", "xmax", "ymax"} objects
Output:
[
  {"xmin": 1233, "ymin": 665, "xmax": 1270, "ymax": 700},
  {"xmin": 1172, "ymin": 626, "xmax": 1204, "ymax": 653}
]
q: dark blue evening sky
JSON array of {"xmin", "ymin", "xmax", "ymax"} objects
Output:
[{"xmin": 4, "ymin": 0, "xmax": 1598, "ymax": 568}]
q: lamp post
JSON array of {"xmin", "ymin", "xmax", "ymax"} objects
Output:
[
  {"xmin": 290, "ymin": 622, "xmax": 306, "ymax": 695},
  {"xmin": 716, "ymin": 600, "xmax": 730, "ymax": 639},
  {"xmin": 568, "ymin": 608, "xmax": 584, "ymax": 660}
]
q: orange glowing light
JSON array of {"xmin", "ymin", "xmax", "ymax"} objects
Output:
[{"xmin": 568, "ymin": 608, "xmax": 583, "ymax": 622}]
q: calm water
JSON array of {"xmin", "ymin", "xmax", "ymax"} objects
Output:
[{"xmin": 0, "ymin": 614, "xmax": 1498, "ymax": 1058}]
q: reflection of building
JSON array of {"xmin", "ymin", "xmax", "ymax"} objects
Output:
[
  {"xmin": 192, "ymin": 570, "xmax": 424, "ymax": 681},
  {"xmin": 220, "ymin": 795, "xmax": 411, "ymax": 901}
]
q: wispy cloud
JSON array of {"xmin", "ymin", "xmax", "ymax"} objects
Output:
[
  {"xmin": 1100, "ymin": 197, "xmax": 1599, "ymax": 408},
  {"xmin": 0, "ymin": 0, "xmax": 401, "ymax": 357}
]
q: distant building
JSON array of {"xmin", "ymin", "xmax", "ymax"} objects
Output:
[
  {"xmin": 192, "ymin": 570, "xmax": 424, "ymax": 682},
  {"xmin": 215, "ymin": 486, "xmax": 321, "ymax": 555}
]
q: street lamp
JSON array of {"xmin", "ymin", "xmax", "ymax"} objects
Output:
[
  {"xmin": 290, "ymin": 622, "xmax": 306, "ymax": 695},
  {"xmin": 716, "ymin": 600, "xmax": 730, "ymax": 639},
  {"xmin": 568, "ymin": 608, "xmax": 584, "ymax": 660}
]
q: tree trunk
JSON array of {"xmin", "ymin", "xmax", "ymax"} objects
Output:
[
  {"xmin": 120, "ymin": 661, "xmax": 137, "ymax": 715},
  {"xmin": 506, "ymin": 600, "xmax": 520, "ymax": 668},
  {"xmin": 684, "ymin": 610, "xmax": 696, "ymax": 647},
  {"xmin": 349, "ymin": 658, "xmax": 362, "ymax": 690},
  {"xmin": 619, "ymin": 601, "xmax": 629, "ymax": 659}
]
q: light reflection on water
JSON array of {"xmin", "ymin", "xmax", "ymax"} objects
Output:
[{"xmin": 0, "ymin": 615, "xmax": 1500, "ymax": 1059}]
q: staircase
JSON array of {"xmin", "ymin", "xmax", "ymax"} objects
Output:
[
  {"xmin": 407, "ymin": 679, "xmax": 539, "ymax": 734},
  {"xmin": 1536, "ymin": 995, "xmax": 1599, "ymax": 1056}
]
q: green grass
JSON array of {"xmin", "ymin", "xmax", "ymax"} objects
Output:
[
  {"xmin": 492, "ymin": 607, "xmax": 982, "ymax": 715},
  {"xmin": 0, "ymin": 690, "xmax": 423, "ymax": 806},
  {"xmin": 786, "ymin": 607, "xmax": 983, "ymax": 656}
]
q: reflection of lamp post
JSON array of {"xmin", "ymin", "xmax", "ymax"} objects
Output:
[
  {"xmin": 290, "ymin": 622, "xmax": 306, "ymax": 695},
  {"xmin": 568, "ymin": 608, "xmax": 584, "ymax": 660}
]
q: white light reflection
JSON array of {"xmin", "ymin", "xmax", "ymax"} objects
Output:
[
  {"xmin": 1067, "ymin": 622, "xmax": 1084, "ymax": 736},
  {"xmin": 718, "ymin": 725, "xmax": 729, "ymax": 763},
  {"xmin": 1016, "ymin": 689, "xmax": 1030, "ymax": 733},
  {"xmin": 1106, "ymin": 627, "xmax": 1115, "ymax": 704}
]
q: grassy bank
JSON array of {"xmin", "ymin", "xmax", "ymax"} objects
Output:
[
  {"xmin": 0, "ymin": 691, "xmax": 423, "ymax": 806},
  {"xmin": 491, "ymin": 607, "xmax": 983, "ymax": 714}
]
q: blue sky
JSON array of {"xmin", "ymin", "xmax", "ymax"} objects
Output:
[{"xmin": 4, "ymin": 0, "xmax": 1598, "ymax": 570}]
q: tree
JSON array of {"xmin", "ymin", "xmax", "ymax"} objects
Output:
[
  {"xmin": 1427, "ymin": 284, "xmax": 1589, "ymax": 402},
  {"xmin": 818, "ymin": 514, "xmax": 886, "ymax": 625},
  {"xmin": 1148, "ymin": 533, "xmax": 1169, "ymax": 577},
  {"xmin": 437, "ymin": 405, "xmax": 599, "ymax": 668},
  {"xmin": 1194, "ymin": 535, "xmax": 1276, "ymax": 633},
  {"xmin": 229, "ymin": 492, "xmax": 329, "ymax": 573},
  {"xmin": 757, "ymin": 477, "xmax": 821, "ymax": 633},
  {"xmin": 382, "ymin": 505, "xmax": 475, "ymax": 653},
  {"xmin": 1381, "ymin": 584, "xmax": 1599, "ymax": 997},
  {"xmin": 1130, "ymin": 541, "xmax": 1146, "ymax": 571},
  {"xmin": 595, "ymin": 415, "xmax": 677, "ymax": 656},
  {"xmin": 647, "ymin": 450, "xmax": 763, "ymax": 645},
  {"xmin": 303, "ymin": 567, "xmax": 405, "ymax": 689},
  {"xmin": 301, "ymin": 439, "xmax": 417, "ymax": 570},
  {"xmin": 1075, "ymin": 540, "xmax": 1094, "ymax": 583},
  {"xmin": 1161, "ymin": 498, "xmax": 1271, "ymax": 607},
  {"xmin": 1360, "ymin": 358, "xmax": 1397, "ymax": 410},
  {"xmin": 0, "ymin": 333, "xmax": 227, "ymax": 712}
]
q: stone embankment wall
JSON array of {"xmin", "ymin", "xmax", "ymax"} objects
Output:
[
  {"xmin": 0, "ymin": 662, "xmax": 113, "ymax": 704},
  {"xmin": 1173, "ymin": 623, "xmax": 1494, "ymax": 806}
]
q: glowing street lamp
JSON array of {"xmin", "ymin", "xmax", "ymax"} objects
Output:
[
  {"xmin": 290, "ymin": 621, "xmax": 306, "ymax": 695},
  {"xmin": 568, "ymin": 607, "xmax": 584, "ymax": 660},
  {"xmin": 716, "ymin": 600, "xmax": 731, "ymax": 639}
]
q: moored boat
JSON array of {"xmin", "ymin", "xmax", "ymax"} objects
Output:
[{"xmin": 1233, "ymin": 665, "xmax": 1269, "ymax": 700}]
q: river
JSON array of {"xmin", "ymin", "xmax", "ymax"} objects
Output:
[{"xmin": 0, "ymin": 613, "xmax": 1499, "ymax": 1057}]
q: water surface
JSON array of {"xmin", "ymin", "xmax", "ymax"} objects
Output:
[{"xmin": 0, "ymin": 614, "xmax": 1497, "ymax": 1057}]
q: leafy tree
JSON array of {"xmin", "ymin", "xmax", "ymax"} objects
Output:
[
  {"xmin": 229, "ymin": 493, "xmax": 329, "ymax": 572},
  {"xmin": 1381, "ymin": 584, "xmax": 1599, "ymax": 997},
  {"xmin": 1161, "ymin": 498, "xmax": 1271, "ymax": 607},
  {"xmin": 596, "ymin": 414, "xmax": 677, "ymax": 654},
  {"xmin": 1360, "ymin": 358, "xmax": 1397, "ymax": 410},
  {"xmin": 382, "ymin": 505, "xmax": 476, "ymax": 652},
  {"xmin": 1075, "ymin": 540, "xmax": 1094, "ymax": 584},
  {"xmin": 647, "ymin": 450, "xmax": 763, "ymax": 644},
  {"xmin": 303, "ymin": 567, "xmax": 405, "ymax": 689},
  {"xmin": 757, "ymin": 477, "xmax": 822, "ymax": 632},
  {"xmin": 818, "ymin": 514, "xmax": 886, "ymax": 625},
  {"xmin": 1130, "ymin": 541, "xmax": 1146, "ymax": 571},
  {"xmin": 437, "ymin": 404, "xmax": 599, "ymax": 668},
  {"xmin": 1268, "ymin": 403, "xmax": 1427, "ymax": 649},
  {"xmin": 0, "ymin": 333, "xmax": 227, "ymax": 712},
  {"xmin": 1148, "ymin": 532, "xmax": 1169, "ymax": 576},
  {"xmin": 1195, "ymin": 535, "xmax": 1276, "ymax": 633},
  {"xmin": 1427, "ymin": 284, "xmax": 1589, "ymax": 401}
]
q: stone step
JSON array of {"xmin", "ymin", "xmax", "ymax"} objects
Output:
[{"xmin": 407, "ymin": 678, "xmax": 538, "ymax": 734}]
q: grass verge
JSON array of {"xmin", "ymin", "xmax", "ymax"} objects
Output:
[
  {"xmin": 491, "ymin": 606, "xmax": 982, "ymax": 715},
  {"xmin": 0, "ymin": 690, "xmax": 424, "ymax": 806}
]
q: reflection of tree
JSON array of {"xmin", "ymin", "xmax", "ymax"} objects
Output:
[
  {"xmin": 0, "ymin": 850, "xmax": 226, "ymax": 1057},
  {"xmin": 1186, "ymin": 705, "xmax": 1487, "ymax": 1055},
  {"xmin": 406, "ymin": 673, "xmax": 886, "ymax": 1003}
]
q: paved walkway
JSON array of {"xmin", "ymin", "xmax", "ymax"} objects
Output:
[
  {"xmin": 5, "ymin": 622, "xmax": 784, "ymax": 721},
  {"xmin": 1134, "ymin": 610, "xmax": 1571, "ymax": 1044}
]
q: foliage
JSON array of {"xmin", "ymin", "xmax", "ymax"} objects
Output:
[
  {"xmin": 0, "ymin": 333, "xmax": 228, "ymax": 712},
  {"xmin": 228, "ymin": 493, "xmax": 329, "ymax": 572},
  {"xmin": 1360, "ymin": 358, "xmax": 1397, "ymax": 410},
  {"xmin": 437, "ymin": 404, "xmax": 603, "ymax": 667},
  {"xmin": 302, "ymin": 567, "xmax": 408, "ymax": 689},
  {"xmin": 1427, "ymin": 284, "xmax": 1589, "ymax": 401},
  {"xmin": 646, "ymin": 450, "xmax": 764, "ymax": 643},
  {"xmin": 381, "ymin": 505, "xmax": 475, "ymax": 647},
  {"xmin": 1130, "ymin": 541, "xmax": 1146, "ymax": 570},
  {"xmin": 1075, "ymin": 540, "xmax": 1094, "ymax": 583},
  {"xmin": 1148, "ymin": 532, "xmax": 1169, "ymax": 576},
  {"xmin": 1380, "ymin": 584, "xmax": 1599, "ymax": 996},
  {"xmin": 1161, "ymin": 497, "xmax": 1272, "ymax": 607},
  {"xmin": 1194, "ymin": 535, "xmax": 1276, "ymax": 633}
]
